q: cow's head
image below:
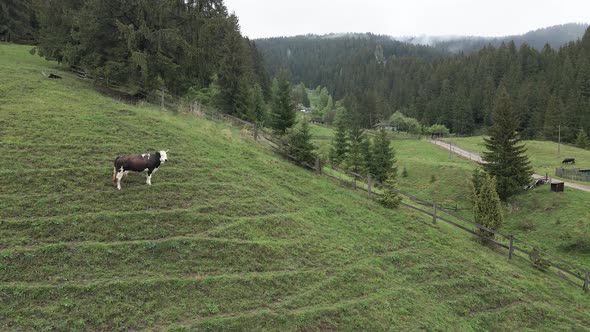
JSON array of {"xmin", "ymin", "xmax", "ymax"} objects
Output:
[{"xmin": 159, "ymin": 150, "xmax": 169, "ymax": 163}]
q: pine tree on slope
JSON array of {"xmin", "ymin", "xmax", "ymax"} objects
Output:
[{"xmin": 482, "ymin": 86, "xmax": 533, "ymax": 200}]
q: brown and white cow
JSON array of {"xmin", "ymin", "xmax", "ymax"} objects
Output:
[{"xmin": 112, "ymin": 150, "xmax": 168, "ymax": 190}]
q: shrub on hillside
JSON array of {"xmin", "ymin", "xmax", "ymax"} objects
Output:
[
  {"xmin": 379, "ymin": 173, "xmax": 402, "ymax": 208},
  {"xmin": 473, "ymin": 173, "xmax": 504, "ymax": 240},
  {"xmin": 282, "ymin": 121, "xmax": 316, "ymax": 166}
]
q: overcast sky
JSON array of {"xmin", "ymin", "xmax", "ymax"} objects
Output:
[{"xmin": 223, "ymin": 0, "xmax": 589, "ymax": 39}]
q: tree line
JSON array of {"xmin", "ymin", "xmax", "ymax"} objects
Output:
[
  {"xmin": 258, "ymin": 29, "xmax": 590, "ymax": 145},
  {"xmin": 4, "ymin": 0, "xmax": 275, "ymax": 123}
]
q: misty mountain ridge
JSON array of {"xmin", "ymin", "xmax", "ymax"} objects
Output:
[
  {"xmin": 397, "ymin": 23, "xmax": 589, "ymax": 53},
  {"xmin": 260, "ymin": 23, "xmax": 588, "ymax": 55}
]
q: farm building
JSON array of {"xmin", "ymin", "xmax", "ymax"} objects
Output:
[{"xmin": 373, "ymin": 120, "xmax": 396, "ymax": 131}]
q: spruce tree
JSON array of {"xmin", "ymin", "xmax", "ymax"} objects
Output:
[
  {"xmin": 370, "ymin": 129, "xmax": 396, "ymax": 183},
  {"xmin": 473, "ymin": 174, "xmax": 504, "ymax": 239},
  {"xmin": 283, "ymin": 121, "xmax": 316, "ymax": 165},
  {"xmin": 329, "ymin": 116, "xmax": 349, "ymax": 165},
  {"xmin": 344, "ymin": 127, "xmax": 366, "ymax": 174},
  {"xmin": 482, "ymin": 86, "xmax": 533, "ymax": 200},
  {"xmin": 270, "ymin": 71, "xmax": 296, "ymax": 135},
  {"xmin": 401, "ymin": 167, "xmax": 408, "ymax": 178},
  {"xmin": 217, "ymin": 15, "xmax": 249, "ymax": 116}
]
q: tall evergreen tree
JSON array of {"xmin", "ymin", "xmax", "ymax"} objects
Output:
[
  {"xmin": 344, "ymin": 126, "xmax": 366, "ymax": 174},
  {"xmin": 370, "ymin": 129, "xmax": 396, "ymax": 183},
  {"xmin": 482, "ymin": 86, "xmax": 533, "ymax": 200},
  {"xmin": 270, "ymin": 71, "xmax": 296, "ymax": 135},
  {"xmin": 329, "ymin": 116, "xmax": 349, "ymax": 165},
  {"xmin": 217, "ymin": 14, "xmax": 250, "ymax": 115}
]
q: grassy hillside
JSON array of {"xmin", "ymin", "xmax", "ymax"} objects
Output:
[{"xmin": 1, "ymin": 43, "xmax": 590, "ymax": 330}]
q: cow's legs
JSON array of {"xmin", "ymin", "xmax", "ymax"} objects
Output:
[
  {"xmin": 116, "ymin": 167, "xmax": 125, "ymax": 190},
  {"xmin": 146, "ymin": 167, "xmax": 158, "ymax": 185}
]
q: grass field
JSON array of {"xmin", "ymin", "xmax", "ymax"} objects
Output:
[{"xmin": 1, "ymin": 43, "xmax": 590, "ymax": 330}]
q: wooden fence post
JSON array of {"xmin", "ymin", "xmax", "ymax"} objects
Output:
[
  {"xmin": 367, "ymin": 175, "xmax": 372, "ymax": 198},
  {"xmin": 253, "ymin": 123, "xmax": 258, "ymax": 141},
  {"xmin": 315, "ymin": 157, "xmax": 321, "ymax": 175},
  {"xmin": 508, "ymin": 235, "xmax": 514, "ymax": 259},
  {"xmin": 432, "ymin": 202, "xmax": 437, "ymax": 224}
]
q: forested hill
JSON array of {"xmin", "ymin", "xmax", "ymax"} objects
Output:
[
  {"xmin": 405, "ymin": 23, "xmax": 589, "ymax": 54},
  {"xmin": 257, "ymin": 27, "xmax": 590, "ymax": 143},
  {"xmin": 2, "ymin": 0, "xmax": 270, "ymax": 119},
  {"xmin": 255, "ymin": 33, "xmax": 444, "ymax": 91}
]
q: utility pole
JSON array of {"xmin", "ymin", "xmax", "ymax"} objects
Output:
[
  {"xmin": 558, "ymin": 124, "xmax": 561, "ymax": 156},
  {"xmin": 449, "ymin": 140, "xmax": 452, "ymax": 158}
]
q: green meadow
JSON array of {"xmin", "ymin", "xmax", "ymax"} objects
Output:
[{"xmin": 1, "ymin": 43, "xmax": 589, "ymax": 331}]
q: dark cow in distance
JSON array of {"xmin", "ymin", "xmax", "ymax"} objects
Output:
[
  {"xmin": 113, "ymin": 150, "xmax": 169, "ymax": 190},
  {"xmin": 562, "ymin": 158, "xmax": 575, "ymax": 165}
]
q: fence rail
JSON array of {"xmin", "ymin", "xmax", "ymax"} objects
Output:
[
  {"xmin": 555, "ymin": 168, "xmax": 590, "ymax": 182},
  {"xmin": 68, "ymin": 65, "xmax": 590, "ymax": 294}
]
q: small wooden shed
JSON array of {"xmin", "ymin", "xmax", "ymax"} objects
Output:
[{"xmin": 551, "ymin": 181, "xmax": 564, "ymax": 192}]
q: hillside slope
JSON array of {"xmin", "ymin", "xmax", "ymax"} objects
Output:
[{"xmin": 1, "ymin": 44, "xmax": 589, "ymax": 331}]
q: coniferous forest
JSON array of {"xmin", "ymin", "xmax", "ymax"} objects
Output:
[
  {"xmin": 257, "ymin": 29, "xmax": 590, "ymax": 143},
  {"xmin": 3, "ymin": 0, "xmax": 590, "ymax": 144},
  {"xmin": 1, "ymin": 0, "xmax": 270, "ymax": 120}
]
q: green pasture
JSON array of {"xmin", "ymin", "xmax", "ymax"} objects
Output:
[{"xmin": 0, "ymin": 43, "xmax": 589, "ymax": 330}]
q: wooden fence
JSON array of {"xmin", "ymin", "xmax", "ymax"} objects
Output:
[
  {"xmin": 556, "ymin": 168, "xmax": 590, "ymax": 182},
  {"xmin": 69, "ymin": 66, "xmax": 589, "ymax": 294}
]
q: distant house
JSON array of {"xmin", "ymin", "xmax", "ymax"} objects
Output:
[
  {"xmin": 373, "ymin": 120, "xmax": 396, "ymax": 131},
  {"xmin": 299, "ymin": 106, "xmax": 312, "ymax": 113},
  {"xmin": 310, "ymin": 117, "xmax": 325, "ymax": 125}
]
